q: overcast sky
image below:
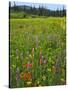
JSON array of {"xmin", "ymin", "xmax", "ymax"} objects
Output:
[{"xmin": 10, "ymin": 1, "xmax": 65, "ymax": 10}]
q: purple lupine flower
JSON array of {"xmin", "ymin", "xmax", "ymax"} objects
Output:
[
  {"xmin": 16, "ymin": 67, "xmax": 20, "ymax": 80},
  {"xmin": 16, "ymin": 49, "xmax": 19, "ymax": 60},
  {"xmin": 20, "ymin": 52, "xmax": 23, "ymax": 62},
  {"xmin": 40, "ymin": 50, "xmax": 43, "ymax": 64},
  {"xmin": 43, "ymin": 60, "xmax": 47, "ymax": 64},
  {"xmin": 16, "ymin": 49, "xmax": 18, "ymax": 56},
  {"xmin": 32, "ymin": 48, "xmax": 34, "ymax": 58},
  {"xmin": 36, "ymin": 36, "xmax": 39, "ymax": 48},
  {"xmin": 16, "ymin": 67, "xmax": 20, "ymax": 87}
]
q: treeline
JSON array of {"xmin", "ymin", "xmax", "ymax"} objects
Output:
[{"xmin": 9, "ymin": 2, "xmax": 66, "ymax": 17}]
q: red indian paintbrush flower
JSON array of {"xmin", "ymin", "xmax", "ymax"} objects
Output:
[
  {"xmin": 24, "ymin": 72, "xmax": 32, "ymax": 80},
  {"xmin": 26, "ymin": 63, "xmax": 32, "ymax": 68},
  {"xmin": 20, "ymin": 72, "xmax": 32, "ymax": 80},
  {"xmin": 22, "ymin": 61, "xmax": 32, "ymax": 69}
]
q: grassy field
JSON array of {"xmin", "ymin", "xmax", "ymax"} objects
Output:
[{"xmin": 10, "ymin": 17, "xmax": 66, "ymax": 88}]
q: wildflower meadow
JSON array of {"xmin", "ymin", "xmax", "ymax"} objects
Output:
[{"xmin": 9, "ymin": 2, "xmax": 66, "ymax": 88}]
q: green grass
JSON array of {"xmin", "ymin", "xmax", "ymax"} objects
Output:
[
  {"xmin": 10, "ymin": 12, "xmax": 48, "ymax": 19},
  {"xmin": 10, "ymin": 17, "xmax": 66, "ymax": 88},
  {"xmin": 10, "ymin": 12, "xmax": 27, "ymax": 19}
]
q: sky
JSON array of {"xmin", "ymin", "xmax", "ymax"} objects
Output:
[{"xmin": 10, "ymin": 1, "xmax": 65, "ymax": 11}]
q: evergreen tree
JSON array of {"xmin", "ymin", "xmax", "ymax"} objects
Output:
[
  {"xmin": 13, "ymin": 2, "xmax": 18, "ymax": 11},
  {"xmin": 38, "ymin": 5, "xmax": 41, "ymax": 16},
  {"xmin": 63, "ymin": 6, "xmax": 66, "ymax": 16}
]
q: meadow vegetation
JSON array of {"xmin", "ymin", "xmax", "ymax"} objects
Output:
[{"xmin": 10, "ymin": 17, "xmax": 66, "ymax": 88}]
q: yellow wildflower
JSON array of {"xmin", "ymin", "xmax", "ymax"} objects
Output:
[
  {"xmin": 29, "ymin": 54, "xmax": 32, "ymax": 59},
  {"xmin": 26, "ymin": 81, "xmax": 32, "ymax": 85},
  {"xmin": 37, "ymin": 80, "xmax": 40, "ymax": 84},
  {"xmin": 47, "ymin": 68, "xmax": 51, "ymax": 72},
  {"xmin": 61, "ymin": 78, "xmax": 64, "ymax": 82},
  {"xmin": 12, "ymin": 65, "xmax": 16, "ymax": 68},
  {"xmin": 42, "ymin": 76, "xmax": 46, "ymax": 80},
  {"xmin": 39, "ymin": 85, "xmax": 42, "ymax": 87}
]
